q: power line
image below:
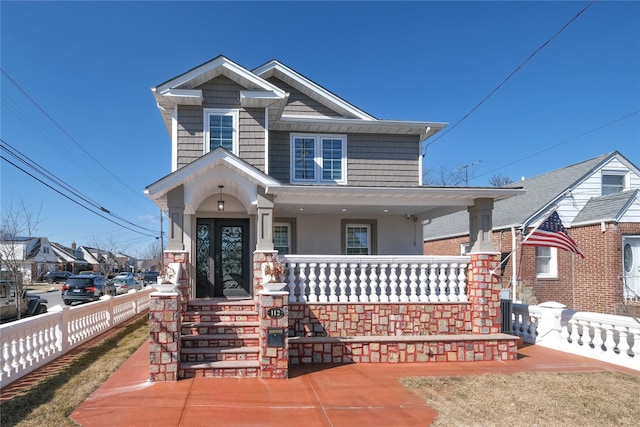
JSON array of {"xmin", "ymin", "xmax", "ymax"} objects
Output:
[
  {"xmin": 0, "ymin": 68, "xmax": 150, "ymax": 203},
  {"xmin": 1, "ymin": 138, "xmax": 159, "ymax": 237},
  {"xmin": 423, "ymin": 0, "xmax": 596, "ymax": 155},
  {"xmin": 471, "ymin": 110, "xmax": 640, "ymax": 182}
]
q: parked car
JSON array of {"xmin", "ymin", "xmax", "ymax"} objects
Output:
[
  {"xmin": 142, "ymin": 271, "xmax": 159, "ymax": 284},
  {"xmin": 114, "ymin": 272, "xmax": 134, "ymax": 280},
  {"xmin": 1, "ymin": 280, "xmax": 48, "ymax": 321},
  {"xmin": 44, "ymin": 270, "xmax": 72, "ymax": 284},
  {"xmin": 113, "ymin": 277, "xmax": 142, "ymax": 294},
  {"xmin": 61, "ymin": 274, "xmax": 115, "ymax": 305}
]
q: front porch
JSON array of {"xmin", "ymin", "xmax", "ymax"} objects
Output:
[{"xmin": 149, "ymin": 251, "xmax": 519, "ymax": 380}]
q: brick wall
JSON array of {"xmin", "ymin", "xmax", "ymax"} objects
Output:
[
  {"xmin": 289, "ymin": 302, "xmax": 472, "ymax": 337},
  {"xmin": 425, "ymin": 223, "xmax": 640, "ymax": 315}
]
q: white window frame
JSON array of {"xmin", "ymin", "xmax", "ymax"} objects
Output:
[
  {"xmin": 290, "ymin": 133, "xmax": 347, "ymax": 185},
  {"xmin": 535, "ymin": 246, "xmax": 558, "ymax": 278},
  {"xmin": 273, "ymin": 222, "xmax": 291, "ymax": 255},
  {"xmin": 203, "ymin": 108, "xmax": 239, "ymax": 155},
  {"xmin": 345, "ymin": 223, "xmax": 371, "ymax": 255},
  {"xmin": 601, "ymin": 170, "xmax": 627, "ymax": 196}
]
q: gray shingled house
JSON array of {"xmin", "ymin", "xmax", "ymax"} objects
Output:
[
  {"xmin": 423, "ymin": 151, "xmax": 640, "ymax": 316},
  {"xmin": 144, "ymin": 55, "xmax": 523, "ymax": 299}
]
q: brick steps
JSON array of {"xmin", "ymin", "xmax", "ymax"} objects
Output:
[
  {"xmin": 181, "ymin": 346, "xmax": 260, "ymax": 362},
  {"xmin": 180, "ymin": 299, "xmax": 261, "ymax": 378},
  {"xmin": 179, "ymin": 360, "xmax": 261, "ymax": 379},
  {"xmin": 182, "ymin": 321, "xmax": 260, "ymax": 335}
]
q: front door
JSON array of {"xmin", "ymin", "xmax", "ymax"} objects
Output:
[
  {"xmin": 622, "ymin": 236, "xmax": 640, "ymax": 300},
  {"xmin": 196, "ymin": 219, "xmax": 251, "ymax": 298}
]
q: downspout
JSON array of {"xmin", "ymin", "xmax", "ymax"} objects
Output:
[
  {"xmin": 171, "ymin": 104, "xmax": 178, "ymax": 172},
  {"xmin": 264, "ymin": 108, "xmax": 269, "ymax": 175},
  {"xmin": 511, "ymin": 226, "xmax": 517, "ymax": 303}
]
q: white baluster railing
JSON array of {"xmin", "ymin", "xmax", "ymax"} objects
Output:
[
  {"xmin": 512, "ymin": 302, "xmax": 640, "ymax": 372},
  {"xmin": 0, "ymin": 288, "xmax": 152, "ymax": 388},
  {"xmin": 283, "ymin": 256, "xmax": 470, "ymax": 304}
]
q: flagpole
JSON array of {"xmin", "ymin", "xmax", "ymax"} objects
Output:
[{"xmin": 521, "ymin": 206, "xmax": 558, "ymax": 244}]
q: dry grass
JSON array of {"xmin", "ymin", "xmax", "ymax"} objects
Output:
[
  {"xmin": 0, "ymin": 316, "xmax": 149, "ymax": 427},
  {"xmin": 401, "ymin": 371, "xmax": 640, "ymax": 427}
]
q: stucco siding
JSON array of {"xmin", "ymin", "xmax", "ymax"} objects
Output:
[
  {"xmin": 293, "ymin": 215, "xmax": 423, "ymax": 255},
  {"xmin": 266, "ymin": 77, "xmax": 342, "ymax": 117}
]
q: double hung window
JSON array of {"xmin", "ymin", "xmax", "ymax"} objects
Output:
[
  {"xmin": 601, "ymin": 172, "xmax": 626, "ymax": 196},
  {"xmin": 346, "ymin": 224, "xmax": 370, "ymax": 255},
  {"xmin": 535, "ymin": 246, "xmax": 557, "ymax": 278},
  {"xmin": 204, "ymin": 109, "xmax": 238, "ymax": 154},
  {"xmin": 273, "ymin": 223, "xmax": 291, "ymax": 255},
  {"xmin": 291, "ymin": 134, "xmax": 346, "ymax": 184}
]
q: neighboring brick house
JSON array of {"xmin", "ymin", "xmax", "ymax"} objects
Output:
[
  {"xmin": 144, "ymin": 55, "xmax": 523, "ymax": 299},
  {"xmin": 423, "ymin": 151, "xmax": 640, "ymax": 316}
]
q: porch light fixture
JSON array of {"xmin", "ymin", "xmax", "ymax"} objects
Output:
[{"xmin": 218, "ymin": 185, "xmax": 225, "ymax": 211}]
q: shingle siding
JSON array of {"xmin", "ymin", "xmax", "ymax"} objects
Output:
[
  {"xmin": 266, "ymin": 77, "xmax": 342, "ymax": 117},
  {"xmin": 348, "ymin": 134, "xmax": 420, "ymax": 186},
  {"xmin": 175, "ymin": 76, "xmax": 266, "ymax": 170},
  {"xmin": 268, "ymin": 132, "xmax": 420, "ymax": 186}
]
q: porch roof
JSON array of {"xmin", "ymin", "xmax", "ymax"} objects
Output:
[{"xmin": 267, "ymin": 185, "xmax": 525, "ymax": 218}]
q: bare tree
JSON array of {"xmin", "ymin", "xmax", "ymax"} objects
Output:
[
  {"xmin": 489, "ymin": 173, "xmax": 515, "ymax": 187},
  {"xmin": 88, "ymin": 236, "xmax": 120, "ymax": 277},
  {"xmin": 0, "ymin": 200, "xmax": 41, "ymax": 319},
  {"xmin": 423, "ymin": 165, "xmax": 467, "ymax": 186},
  {"xmin": 140, "ymin": 239, "xmax": 162, "ymax": 272}
]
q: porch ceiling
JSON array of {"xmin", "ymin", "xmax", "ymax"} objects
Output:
[{"xmin": 267, "ymin": 185, "xmax": 526, "ymax": 219}]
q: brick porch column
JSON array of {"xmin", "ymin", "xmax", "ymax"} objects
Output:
[
  {"xmin": 468, "ymin": 252, "xmax": 502, "ymax": 334},
  {"xmin": 258, "ymin": 289, "xmax": 289, "ymax": 379},
  {"xmin": 163, "ymin": 250, "xmax": 189, "ymax": 312},
  {"xmin": 149, "ymin": 291, "xmax": 181, "ymax": 381}
]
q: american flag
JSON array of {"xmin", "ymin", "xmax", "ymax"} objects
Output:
[{"xmin": 522, "ymin": 211, "xmax": 585, "ymax": 258}]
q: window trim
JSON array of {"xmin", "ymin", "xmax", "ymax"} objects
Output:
[
  {"xmin": 341, "ymin": 220, "xmax": 377, "ymax": 255},
  {"xmin": 290, "ymin": 133, "xmax": 347, "ymax": 185},
  {"xmin": 535, "ymin": 246, "xmax": 558, "ymax": 278},
  {"xmin": 203, "ymin": 108, "xmax": 239, "ymax": 155},
  {"xmin": 601, "ymin": 170, "xmax": 627, "ymax": 196},
  {"xmin": 273, "ymin": 219, "xmax": 296, "ymax": 255}
]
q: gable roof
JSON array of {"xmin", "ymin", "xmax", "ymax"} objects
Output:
[
  {"xmin": 152, "ymin": 55, "xmax": 447, "ymax": 142},
  {"xmin": 423, "ymin": 151, "xmax": 639, "ymax": 240}
]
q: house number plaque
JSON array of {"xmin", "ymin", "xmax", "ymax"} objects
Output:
[{"xmin": 267, "ymin": 308, "xmax": 284, "ymax": 319}]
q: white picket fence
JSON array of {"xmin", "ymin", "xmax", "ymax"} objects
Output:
[
  {"xmin": 0, "ymin": 288, "xmax": 152, "ymax": 388},
  {"xmin": 512, "ymin": 301, "xmax": 640, "ymax": 371}
]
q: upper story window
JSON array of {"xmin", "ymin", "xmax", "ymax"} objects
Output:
[
  {"xmin": 601, "ymin": 171, "xmax": 626, "ymax": 195},
  {"xmin": 535, "ymin": 246, "xmax": 557, "ymax": 278},
  {"xmin": 204, "ymin": 109, "xmax": 238, "ymax": 155},
  {"xmin": 291, "ymin": 134, "xmax": 346, "ymax": 184}
]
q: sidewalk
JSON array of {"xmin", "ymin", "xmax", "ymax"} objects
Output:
[{"xmin": 70, "ymin": 342, "xmax": 640, "ymax": 427}]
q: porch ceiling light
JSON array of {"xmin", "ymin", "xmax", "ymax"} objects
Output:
[{"xmin": 218, "ymin": 185, "xmax": 225, "ymax": 211}]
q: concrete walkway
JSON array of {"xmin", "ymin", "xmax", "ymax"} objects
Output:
[{"xmin": 70, "ymin": 342, "xmax": 639, "ymax": 426}]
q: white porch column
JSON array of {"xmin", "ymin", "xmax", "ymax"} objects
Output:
[
  {"xmin": 256, "ymin": 188, "xmax": 274, "ymax": 251},
  {"xmin": 166, "ymin": 185, "xmax": 185, "ymax": 251},
  {"xmin": 468, "ymin": 198, "xmax": 494, "ymax": 253}
]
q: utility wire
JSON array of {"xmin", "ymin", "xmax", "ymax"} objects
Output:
[
  {"xmin": 0, "ymin": 68, "xmax": 149, "ymax": 202},
  {"xmin": 423, "ymin": 0, "xmax": 596, "ymax": 155},
  {"xmin": 471, "ymin": 110, "xmax": 640, "ymax": 182},
  {"xmin": 1, "ymin": 154, "xmax": 158, "ymax": 238},
  {"xmin": 1, "ymin": 138, "xmax": 158, "ymax": 235}
]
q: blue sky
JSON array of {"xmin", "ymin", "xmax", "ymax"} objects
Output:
[{"xmin": 1, "ymin": 1, "xmax": 638, "ymax": 257}]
